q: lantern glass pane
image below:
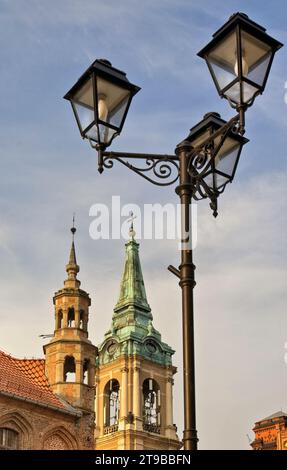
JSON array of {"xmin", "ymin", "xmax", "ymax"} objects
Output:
[
  {"xmin": 241, "ymin": 31, "xmax": 273, "ymax": 86},
  {"xmin": 109, "ymin": 95, "xmax": 130, "ymax": 128},
  {"xmin": 204, "ymin": 172, "xmax": 230, "ymax": 190},
  {"xmin": 202, "ymin": 135, "xmax": 241, "ymax": 190},
  {"xmin": 242, "ymin": 81, "xmax": 260, "ymax": 102},
  {"xmin": 214, "ymin": 136, "xmax": 241, "ymax": 177},
  {"xmin": 207, "ymin": 31, "xmax": 238, "ymax": 91},
  {"xmin": 224, "ymin": 80, "xmax": 259, "ymax": 105},
  {"xmin": 72, "ymin": 77, "xmax": 95, "ymax": 132},
  {"xmin": 96, "ymin": 77, "xmax": 131, "ymax": 129},
  {"xmin": 86, "ymin": 124, "xmax": 117, "ymax": 145},
  {"xmin": 73, "ymin": 102, "xmax": 94, "ymax": 132}
]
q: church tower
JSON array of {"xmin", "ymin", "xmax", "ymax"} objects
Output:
[
  {"xmin": 95, "ymin": 226, "xmax": 180, "ymax": 450},
  {"xmin": 44, "ymin": 223, "xmax": 97, "ymax": 413}
]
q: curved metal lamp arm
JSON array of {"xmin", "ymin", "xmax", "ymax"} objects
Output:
[
  {"xmin": 91, "ymin": 111, "xmax": 244, "ymax": 214},
  {"xmin": 96, "ymin": 149, "xmax": 180, "ymax": 187}
]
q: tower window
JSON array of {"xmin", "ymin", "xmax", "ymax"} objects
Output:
[
  {"xmin": 142, "ymin": 378, "xmax": 161, "ymax": 434},
  {"xmin": 0, "ymin": 428, "xmax": 19, "ymax": 450},
  {"xmin": 79, "ymin": 310, "xmax": 85, "ymax": 329},
  {"xmin": 56, "ymin": 309, "xmax": 63, "ymax": 329},
  {"xmin": 67, "ymin": 307, "xmax": 75, "ymax": 327},
  {"xmin": 83, "ymin": 358, "xmax": 90, "ymax": 385},
  {"xmin": 64, "ymin": 356, "xmax": 76, "ymax": 382},
  {"xmin": 104, "ymin": 379, "xmax": 120, "ymax": 429}
]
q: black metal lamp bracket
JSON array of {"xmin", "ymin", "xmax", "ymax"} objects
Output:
[{"xmin": 91, "ymin": 112, "xmax": 243, "ymax": 216}]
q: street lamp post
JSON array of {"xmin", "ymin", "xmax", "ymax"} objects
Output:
[{"xmin": 64, "ymin": 13, "xmax": 282, "ymax": 450}]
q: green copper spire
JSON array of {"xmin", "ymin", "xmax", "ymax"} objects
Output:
[
  {"xmin": 114, "ymin": 238, "xmax": 150, "ymax": 313},
  {"xmin": 98, "ymin": 229, "xmax": 175, "ymax": 367}
]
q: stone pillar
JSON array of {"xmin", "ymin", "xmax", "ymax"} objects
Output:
[
  {"xmin": 119, "ymin": 367, "xmax": 128, "ymax": 429},
  {"xmin": 56, "ymin": 358, "xmax": 64, "ymax": 383},
  {"xmin": 63, "ymin": 308, "xmax": 68, "ymax": 328},
  {"xmin": 133, "ymin": 364, "xmax": 143, "ymax": 431},
  {"xmin": 75, "ymin": 309, "xmax": 80, "ymax": 328},
  {"xmin": 166, "ymin": 377, "xmax": 173, "ymax": 427},
  {"xmin": 76, "ymin": 360, "xmax": 83, "ymax": 383},
  {"xmin": 95, "ymin": 377, "xmax": 100, "ymax": 438},
  {"xmin": 55, "ymin": 310, "xmax": 59, "ymax": 330},
  {"xmin": 101, "ymin": 387, "xmax": 107, "ymax": 435},
  {"xmin": 83, "ymin": 314, "xmax": 88, "ymax": 332},
  {"xmin": 165, "ymin": 375, "xmax": 177, "ymax": 439},
  {"xmin": 89, "ymin": 364, "xmax": 95, "ymax": 387},
  {"xmin": 133, "ymin": 366, "xmax": 141, "ymax": 417}
]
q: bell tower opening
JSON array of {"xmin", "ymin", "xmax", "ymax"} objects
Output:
[
  {"xmin": 143, "ymin": 379, "xmax": 160, "ymax": 433},
  {"xmin": 64, "ymin": 355, "xmax": 76, "ymax": 382},
  {"xmin": 67, "ymin": 307, "xmax": 75, "ymax": 327},
  {"xmin": 56, "ymin": 309, "xmax": 63, "ymax": 329},
  {"xmin": 104, "ymin": 379, "xmax": 120, "ymax": 430},
  {"xmin": 79, "ymin": 310, "xmax": 85, "ymax": 329}
]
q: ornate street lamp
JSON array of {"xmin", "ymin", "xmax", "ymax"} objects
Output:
[
  {"xmin": 186, "ymin": 112, "xmax": 248, "ymax": 216},
  {"xmin": 198, "ymin": 12, "xmax": 283, "ymax": 132},
  {"xmin": 64, "ymin": 13, "xmax": 282, "ymax": 450},
  {"xmin": 64, "ymin": 59, "xmax": 140, "ymax": 148}
]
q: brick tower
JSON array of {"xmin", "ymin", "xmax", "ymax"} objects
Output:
[{"xmin": 44, "ymin": 223, "xmax": 97, "ymax": 413}]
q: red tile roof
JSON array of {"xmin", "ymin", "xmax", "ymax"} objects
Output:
[{"xmin": 0, "ymin": 350, "xmax": 75, "ymax": 414}]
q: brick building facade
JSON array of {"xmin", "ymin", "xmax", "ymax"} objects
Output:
[{"xmin": 251, "ymin": 411, "xmax": 287, "ymax": 450}]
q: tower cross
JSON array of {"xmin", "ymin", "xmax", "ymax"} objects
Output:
[{"xmin": 127, "ymin": 211, "xmax": 137, "ymax": 239}]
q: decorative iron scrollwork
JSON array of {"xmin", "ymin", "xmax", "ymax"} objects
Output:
[
  {"xmin": 93, "ymin": 111, "xmax": 244, "ymax": 216},
  {"xmin": 102, "ymin": 154, "xmax": 180, "ymax": 187},
  {"xmin": 187, "ymin": 114, "xmax": 241, "ymax": 207}
]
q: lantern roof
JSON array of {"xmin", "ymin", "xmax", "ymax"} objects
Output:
[
  {"xmin": 198, "ymin": 12, "xmax": 283, "ymax": 59},
  {"xmin": 187, "ymin": 112, "xmax": 249, "ymax": 145},
  {"xmin": 63, "ymin": 59, "xmax": 141, "ymax": 102}
]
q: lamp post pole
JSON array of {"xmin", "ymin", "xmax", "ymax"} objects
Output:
[{"xmin": 176, "ymin": 140, "xmax": 198, "ymax": 450}]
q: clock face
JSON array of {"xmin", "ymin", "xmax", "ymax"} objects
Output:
[
  {"xmin": 145, "ymin": 340, "xmax": 157, "ymax": 354},
  {"xmin": 107, "ymin": 341, "xmax": 118, "ymax": 355},
  {"xmin": 284, "ymin": 441, "xmax": 287, "ymax": 449}
]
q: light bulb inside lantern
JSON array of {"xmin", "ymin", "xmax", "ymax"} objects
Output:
[
  {"xmin": 98, "ymin": 94, "xmax": 108, "ymax": 121},
  {"xmin": 234, "ymin": 55, "xmax": 249, "ymax": 76}
]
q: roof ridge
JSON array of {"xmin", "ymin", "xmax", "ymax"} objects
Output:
[
  {"xmin": 0, "ymin": 349, "xmax": 44, "ymax": 362},
  {"xmin": 260, "ymin": 410, "xmax": 287, "ymax": 421}
]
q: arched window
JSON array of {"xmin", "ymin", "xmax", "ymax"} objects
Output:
[
  {"xmin": 142, "ymin": 379, "xmax": 161, "ymax": 434},
  {"xmin": 79, "ymin": 310, "xmax": 85, "ymax": 329},
  {"xmin": 63, "ymin": 356, "xmax": 76, "ymax": 382},
  {"xmin": 67, "ymin": 308, "xmax": 75, "ymax": 327},
  {"xmin": 104, "ymin": 380, "xmax": 120, "ymax": 431},
  {"xmin": 0, "ymin": 428, "xmax": 19, "ymax": 449},
  {"xmin": 56, "ymin": 309, "xmax": 63, "ymax": 329},
  {"xmin": 83, "ymin": 358, "xmax": 90, "ymax": 385}
]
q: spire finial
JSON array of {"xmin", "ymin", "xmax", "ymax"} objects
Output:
[
  {"xmin": 65, "ymin": 213, "xmax": 79, "ymax": 283},
  {"xmin": 128, "ymin": 211, "xmax": 136, "ymax": 239}
]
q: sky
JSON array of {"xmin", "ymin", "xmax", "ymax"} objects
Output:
[{"xmin": 0, "ymin": 0, "xmax": 286, "ymax": 450}]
